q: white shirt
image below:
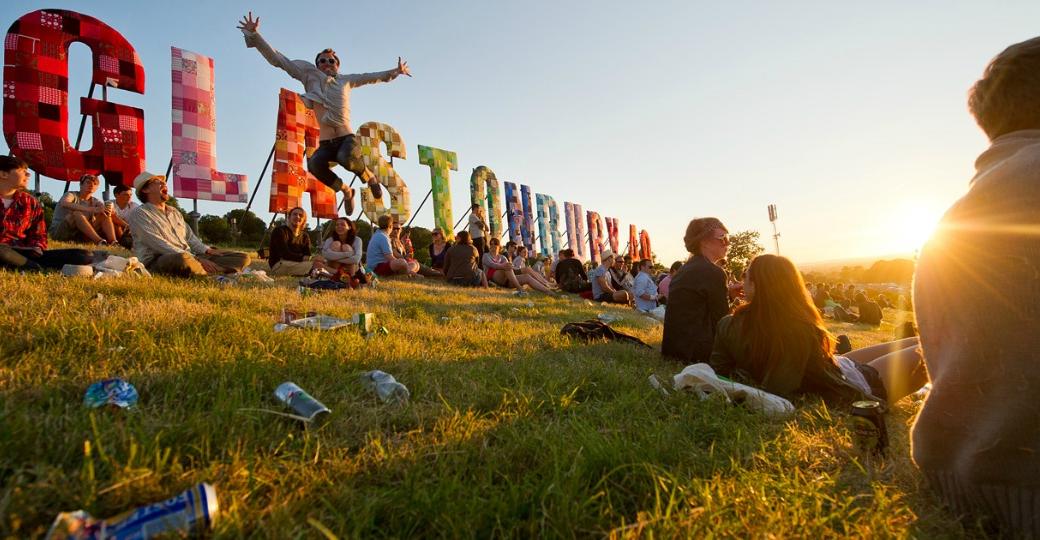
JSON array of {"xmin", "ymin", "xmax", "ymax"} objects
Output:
[
  {"xmin": 115, "ymin": 200, "xmax": 138, "ymax": 221},
  {"xmin": 633, "ymin": 271, "xmax": 659, "ymax": 312}
]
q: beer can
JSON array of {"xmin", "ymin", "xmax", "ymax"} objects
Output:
[
  {"xmin": 47, "ymin": 483, "xmax": 220, "ymax": 539},
  {"xmin": 849, "ymin": 400, "xmax": 888, "ymax": 456},
  {"xmin": 353, "ymin": 312, "xmax": 375, "ymax": 334},
  {"xmin": 274, "ymin": 382, "xmax": 331, "ymax": 424}
]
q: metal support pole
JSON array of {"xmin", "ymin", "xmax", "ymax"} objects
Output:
[
  {"xmin": 244, "ymin": 144, "xmax": 276, "ymax": 215},
  {"xmin": 453, "ymin": 206, "xmax": 472, "ymax": 230},
  {"xmin": 188, "ymin": 198, "xmax": 200, "ymax": 235},
  {"xmin": 64, "ymin": 83, "xmax": 97, "ymax": 194},
  {"xmin": 404, "ymin": 188, "xmax": 433, "ymax": 228},
  {"xmin": 164, "ymin": 158, "xmax": 173, "ymax": 181}
]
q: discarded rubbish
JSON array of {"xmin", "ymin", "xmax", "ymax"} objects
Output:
[
  {"xmin": 648, "ymin": 374, "xmax": 670, "ymax": 396},
  {"xmin": 286, "ymin": 315, "xmax": 353, "ymax": 331},
  {"xmin": 361, "ymin": 370, "xmax": 410, "ymax": 404},
  {"xmin": 274, "ymin": 382, "xmax": 331, "ymax": 424},
  {"xmin": 83, "ymin": 379, "xmax": 139, "ymax": 409},
  {"xmin": 525, "ymin": 302, "xmax": 535, "ymax": 308},
  {"xmin": 912, "ymin": 382, "xmax": 932, "ymax": 401},
  {"xmin": 597, "ymin": 313, "xmax": 622, "ymax": 324},
  {"xmin": 241, "ymin": 268, "xmax": 274, "ymax": 282},
  {"xmin": 213, "ymin": 275, "xmax": 237, "ymax": 285},
  {"xmin": 672, "ymin": 363, "xmax": 794, "ymax": 417},
  {"xmin": 279, "ymin": 306, "xmax": 316, "ymax": 324},
  {"xmin": 353, "ymin": 312, "xmax": 375, "ymax": 334},
  {"xmin": 46, "ymin": 482, "xmax": 218, "ymax": 540},
  {"xmin": 61, "ymin": 264, "xmax": 94, "ymax": 277},
  {"xmin": 378, "ymin": 326, "xmax": 389, "ymax": 336}
]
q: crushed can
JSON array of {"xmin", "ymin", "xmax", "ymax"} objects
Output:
[
  {"xmin": 352, "ymin": 312, "xmax": 375, "ymax": 334},
  {"xmin": 274, "ymin": 382, "xmax": 331, "ymax": 424},
  {"xmin": 849, "ymin": 400, "xmax": 888, "ymax": 456},
  {"xmin": 46, "ymin": 482, "xmax": 218, "ymax": 540}
]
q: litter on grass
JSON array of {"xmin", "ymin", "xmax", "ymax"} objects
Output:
[
  {"xmin": 46, "ymin": 483, "xmax": 218, "ymax": 540},
  {"xmin": 83, "ymin": 378, "xmax": 139, "ymax": 409}
]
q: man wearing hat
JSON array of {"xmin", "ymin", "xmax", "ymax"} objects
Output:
[
  {"xmin": 589, "ymin": 250, "xmax": 632, "ymax": 305},
  {"xmin": 126, "ymin": 172, "xmax": 251, "ymax": 277}
]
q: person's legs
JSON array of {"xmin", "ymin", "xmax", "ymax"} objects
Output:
[
  {"xmin": 866, "ymin": 345, "xmax": 929, "ymax": 404},
  {"xmin": 389, "ymin": 258, "xmax": 412, "ymax": 275},
  {"xmin": 0, "ymin": 245, "xmax": 41, "ymax": 271},
  {"xmin": 20, "ymin": 247, "xmax": 94, "ymax": 270},
  {"xmin": 149, "ymin": 252, "xmax": 206, "ymax": 277},
  {"xmin": 336, "ymin": 135, "xmax": 382, "ymax": 199},
  {"xmin": 270, "ymin": 259, "xmax": 314, "ymax": 276},
  {"xmin": 308, "ymin": 138, "xmax": 346, "ymax": 191},
  {"xmin": 612, "ymin": 290, "xmax": 631, "ymax": 304},
  {"xmin": 474, "ymin": 237, "xmax": 487, "ymax": 268},
  {"xmin": 67, "ymin": 212, "xmax": 103, "ymax": 243},
  {"xmin": 93, "ymin": 212, "xmax": 117, "ymax": 243},
  {"xmin": 517, "ymin": 273, "xmax": 553, "ymax": 294},
  {"xmin": 844, "ymin": 337, "xmax": 920, "ymax": 364},
  {"xmin": 200, "ymin": 250, "xmax": 251, "ymax": 273}
]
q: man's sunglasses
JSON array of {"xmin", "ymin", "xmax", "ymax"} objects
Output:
[{"xmin": 317, "ymin": 57, "xmax": 338, "ymax": 65}]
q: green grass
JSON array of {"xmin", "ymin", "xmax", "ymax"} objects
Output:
[{"xmin": 0, "ymin": 248, "xmax": 987, "ymax": 538}]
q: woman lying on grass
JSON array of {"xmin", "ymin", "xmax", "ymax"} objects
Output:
[{"xmin": 709, "ymin": 254, "xmax": 928, "ymax": 405}]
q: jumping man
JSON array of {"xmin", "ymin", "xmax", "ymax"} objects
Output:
[{"xmin": 237, "ymin": 11, "xmax": 411, "ymax": 216}]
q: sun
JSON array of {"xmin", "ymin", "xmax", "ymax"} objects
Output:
[{"xmin": 899, "ymin": 205, "xmax": 944, "ymax": 253}]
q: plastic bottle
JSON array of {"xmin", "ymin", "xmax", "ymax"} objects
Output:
[{"xmin": 361, "ymin": 370, "xmax": 410, "ymax": 403}]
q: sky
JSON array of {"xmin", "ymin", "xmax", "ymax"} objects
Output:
[{"xmin": 3, "ymin": 0, "xmax": 1038, "ymax": 265}]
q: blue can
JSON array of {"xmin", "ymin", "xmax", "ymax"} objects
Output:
[{"xmin": 48, "ymin": 483, "xmax": 219, "ymax": 539}]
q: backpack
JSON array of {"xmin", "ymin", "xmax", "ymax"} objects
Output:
[{"xmin": 560, "ymin": 320, "xmax": 651, "ymax": 348}]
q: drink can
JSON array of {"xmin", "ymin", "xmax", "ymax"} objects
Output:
[
  {"xmin": 274, "ymin": 382, "xmax": 330, "ymax": 424},
  {"xmin": 280, "ymin": 306, "xmax": 299, "ymax": 324},
  {"xmin": 849, "ymin": 400, "xmax": 888, "ymax": 456},
  {"xmin": 47, "ymin": 483, "xmax": 219, "ymax": 539},
  {"xmin": 353, "ymin": 312, "xmax": 375, "ymax": 334}
]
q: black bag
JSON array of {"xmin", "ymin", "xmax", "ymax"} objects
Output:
[
  {"xmin": 301, "ymin": 279, "xmax": 348, "ymax": 290},
  {"xmin": 560, "ymin": 320, "xmax": 651, "ymax": 348}
]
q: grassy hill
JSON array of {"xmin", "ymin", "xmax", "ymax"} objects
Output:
[{"xmin": 0, "ymin": 256, "xmax": 986, "ymax": 538}]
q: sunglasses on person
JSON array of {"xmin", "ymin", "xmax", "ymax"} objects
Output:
[
  {"xmin": 714, "ymin": 232, "xmax": 730, "ymax": 245},
  {"xmin": 432, "ymin": 231, "xmax": 441, "ymax": 237},
  {"xmin": 317, "ymin": 57, "xmax": 338, "ymax": 65}
]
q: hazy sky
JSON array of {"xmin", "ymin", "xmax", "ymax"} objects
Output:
[{"xmin": 3, "ymin": 1, "xmax": 1038, "ymax": 264}]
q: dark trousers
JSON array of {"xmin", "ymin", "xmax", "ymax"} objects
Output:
[
  {"xmin": 472, "ymin": 235, "xmax": 487, "ymax": 268},
  {"xmin": 0, "ymin": 245, "xmax": 94, "ymax": 272},
  {"xmin": 307, "ymin": 134, "xmax": 370, "ymax": 192}
]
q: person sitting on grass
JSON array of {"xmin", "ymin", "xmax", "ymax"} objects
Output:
[
  {"xmin": 443, "ymin": 231, "xmax": 487, "ymax": 288},
  {"xmin": 709, "ymin": 254, "xmax": 927, "ymax": 406},
  {"xmin": 513, "ymin": 245, "xmax": 554, "ymax": 290},
  {"xmin": 392, "ymin": 221, "xmax": 440, "ymax": 278},
  {"xmin": 127, "ymin": 171, "xmax": 251, "ymax": 277},
  {"xmin": 482, "ymin": 237, "xmax": 553, "ymax": 294},
  {"xmin": 322, "ymin": 216, "xmax": 366, "ymax": 284},
  {"xmin": 632, "ymin": 258, "xmax": 661, "ymax": 312},
  {"xmin": 367, "ymin": 214, "xmax": 419, "ymax": 278},
  {"xmin": 427, "ymin": 226, "xmax": 452, "ymax": 272},
  {"xmin": 657, "ymin": 261, "xmax": 682, "ymax": 305},
  {"xmin": 854, "ymin": 292, "xmax": 883, "ymax": 326},
  {"xmin": 50, "ymin": 173, "xmax": 117, "ymax": 245},
  {"xmin": 590, "ymin": 250, "xmax": 632, "ymax": 304},
  {"xmin": 0, "ymin": 155, "xmax": 93, "ymax": 272},
  {"xmin": 110, "ymin": 184, "xmax": 136, "ymax": 248},
  {"xmin": 555, "ymin": 248, "xmax": 590, "ymax": 294},
  {"xmin": 662, "ymin": 217, "xmax": 736, "ymax": 364},
  {"xmin": 268, "ymin": 206, "xmax": 325, "ymax": 276}
]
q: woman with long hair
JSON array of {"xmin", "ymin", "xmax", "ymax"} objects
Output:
[
  {"xmin": 427, "ymin": 226, "xmax": 452, "ymax": 271},
  {"xmin": 709, "ymin": 254, "xmax": 926, "ymax": 404},
  {"xmin": 322, "ymin": 217, "xmax": 367, "ymax": 285}
]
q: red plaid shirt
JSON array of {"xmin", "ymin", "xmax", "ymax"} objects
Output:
[{"xmin": 0, "ymin": 190, "xmax": 47, "ymax": 250}]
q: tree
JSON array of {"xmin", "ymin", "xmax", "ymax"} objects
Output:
[
  {"xmin": 224, "ymin": 209, "xmax": 266, "ymax": 242},
  {"xmin": 198, "ymin": 215, "xmax": 231, "ymax": 244},
  {"xmin": 725, "ymin": 230, "xmax": 765, "ymax": 279}
]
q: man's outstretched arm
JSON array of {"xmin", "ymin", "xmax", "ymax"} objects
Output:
[
  {"xmin": 348, "ymin": 56, "xmax": 412, "ymax": 87},
  {"xmin": 237, "ymin": 11, "xmax": 310, "ymax": 82}
]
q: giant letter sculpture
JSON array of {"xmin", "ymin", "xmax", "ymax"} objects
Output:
[
  {"xmin": 605, "ymin": 217, "xmax": 620, "ymax": 254},
  {"xmin": 520, "ymin": 185, "xmax": 535, "ymax": 251},
  {"xmin": 640, "ymin": 230, "xmax": 653, "ymax": 261},
  {"xmin": 535, "ymin": 193, "xmax": 562, "ymax": 257},
  {"xmin": 587, "ymin": 211, "xmax": 605, "ymax": 264},
  {"xmin": 269, "ymin": 88, "xmax": 336, "ymax": 218},
  {"xmin": 358, "ymin": 121, "xmax": 410, "ymax": 224},
  {"xmin": 418, "ymin": 144, "xmax": 457, "ymax": 240},
  {"xmin": 564, "ymin": 202, "xmax": 585, "ymax": 261},
  {"xmin": 171, "ymin": 47, "xmax": 247, "ymax": 202},
  {"xmin": 3, "ymin": 9, "xmax": 146, "ymax": 186},
  {"xmin": 547, "ymin": 197, "xmax": 562, "ymax": 256},
  {"xmin": 628, "ymin": 224, "xmax": 639, "ymax": 260},
  {"xmin": 469, "ymin": 166, "xmax": 503, "ymax": 239},
  {"xmin": 504, "ymin": 181, "xmax": 523, "ymax": 244}
]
